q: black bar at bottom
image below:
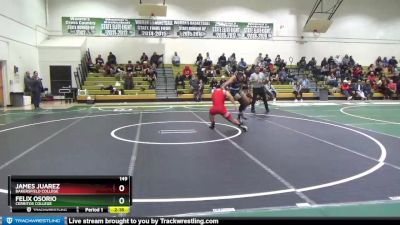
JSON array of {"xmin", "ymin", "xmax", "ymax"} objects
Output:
[{"xmin": 12, "ymin": 207, "xmax": 78, "ymax": 213}]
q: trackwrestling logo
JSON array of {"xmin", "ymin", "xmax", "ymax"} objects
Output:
[{"xmin": 2, "ymin": 217, "xmax": 64, "ymax": 225}]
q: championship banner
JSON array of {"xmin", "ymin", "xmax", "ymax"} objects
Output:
[{"xmin": 62, "ymin": 17, "xmax": 273, "ymax": 40}]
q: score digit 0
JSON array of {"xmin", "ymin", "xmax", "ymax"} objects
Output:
[
  {"xmin": 119, "ymin": 197, "xmax": 125, "ymax": 205},
  {"xmin": 119, "ymin": 185, "xmax": 125, "ymax": 192}
]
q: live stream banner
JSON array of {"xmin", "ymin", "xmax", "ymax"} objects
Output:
[{"xmin": 62, "ymin": 17, "xmax": 273, "ymax": 40}]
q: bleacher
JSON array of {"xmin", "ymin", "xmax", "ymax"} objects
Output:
[
  {"xmin": 77, "ymin": 72, "xmax": 157, "ymax": 102},
  {"xmin": 173, "ymin": 64, "xmax": 317, "ymax": 100}
]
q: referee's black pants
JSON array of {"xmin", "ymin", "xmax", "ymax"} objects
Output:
[{"xmin": 251, "ymin": 87, "xmax": 269, "ymax": 112}]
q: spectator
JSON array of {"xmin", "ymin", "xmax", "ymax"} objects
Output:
[
  {"xmin": 292, "ymin": 81, "xmax": 303, "ymax": 102},
  {"xmin": 307, "ymin": 57, "xmax": 317, "ymax": 71},
  {"xmin": 300, "ymin": 76, "xmax": 310, "ymax": 93},
  {"xmin": 172, "ymin": 52, "xmax": 180, "ymax": 67},
  {"xmin": 263, "ymin": 54, "xmax": 271, "ymax": 65},
  {"xmin": 341, "ymin": 80, "xmax": 352, "ymax": 100},
  {"xmin": 140, "ymin": 52, "xmax": 149, "ymax": 63},
  {"xmin": 209, "ymin": 77, "xmax": 218, "ymax": 90},
  {"xmin": 182, "ymin": 65, "xmax": 193, "ymax": 79},
  {"xmin": 265, "ymin": 80, "xmax": 277, "ymax": 102},
  {"xmin": 195, "ymin": 53, "xmax": 203, "ymax": 67},
  {"xmin": 146, "ymin": 67, "xmax": 157, "ymax": 89},
  {"xmin": 349, "ymin": 56, "xmax": 356, "ymax": 67},
  {"xmin": 175, "ymin": 72, "xmax": 186, "ymax": 89},
  {"xmin": 255, "ymin": 53, "xmax": 263, "ymax": 66},
  {"xmin": 387, "ymin": 79, "xmax": 397, "ymax": 99},
  {"xmin": 134, "ymin": 61, "xmax": 143, "ymax": 75},
  {"xmin": 189, "ymin": 75, "xmax": 203, "ymax": 102},
  {"xmin": 150, "ymin": 52, "xmax": 163, "ymax": 68},
  {"xmin": 321, "ymin": 57, "xmax": 328, "ymax": 67},
  {"xmin": 218, "ymin": 53, "xmax": 227, "ymax": 67},
  {"xmin": 326, "ymin": 73, "xmax": 339, "ymax": 87},
  {"xmin": 107, "ymin": 52, "xmax": 117, "ymax": 65},
  {"xmin": 278, "ymin": 67, "xmax": 292, "ymax": 84},
  {"xmin": 95, "ymin": 54, "xmax": 104, "ymax": 66},
  {"xmin": 203, "ymin": 52, "xmax": 212, "ymax": 67},
  {"xmin": 363, "ymin": 80, "xmax": 373, "ymax": 100},
  {"xmin": 397, "ymin": 79, "xmax": 400, "ymax": 100},
  {"xmin": 24, "ymin": 71, "xmax": 32, "ymax": 95},
  {"xmin": 123, "ymin": 72, "xmax": 134, "ymax": 90},
  {"xmin": 342, "ymin": 54, "xmax": 350, "ymax": 67},
  {"xmin": 389, "ymin": 56, "xmax": 398, "ymax": 68},
  {"xmin": 31, "ymin": 71, "xmax": 44, "ymax": 109},
  {"xmin": 238, "ymin": 58, "xmax": 247, "ymax": 71},
  {"xmin": 228, "ymin": 53, "xmax": 236, "ymax": 65},
  {"xmin": 126, "ymin": 60, "xmax": 134, "ymax": 73},
  {"xmin": 353, "ymin": 80, "xmax": 367, "ymax": 100}
]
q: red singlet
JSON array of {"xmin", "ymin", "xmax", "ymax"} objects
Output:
[{"xmin": 210, "ymin": 88, "xmax": 229, "ymax": 117}]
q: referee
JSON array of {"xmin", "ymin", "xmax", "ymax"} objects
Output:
[{"xmin": 250, "ymin": 65, "xmax": 270, "ymax": 113}]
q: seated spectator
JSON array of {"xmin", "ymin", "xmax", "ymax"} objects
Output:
[
  {"xmin": 87, "ymin": 57, "xmax": 95, "ymax": 72},
  {"xmin": 300, "ymin": 76, "xmax": 310, "ymax": 93},
  {"xmin": 255, "ymin": 53, "xmax": 263, "ymax": 66},
  {"xmin": 388, "ymin": 79, "xmax": 397, "ymax": 99},
  {"xmin": 265, "ymin": 80, "xmax": 277, "ymax": 102},
  {"xmin": 175, "ymin": 72, "xmax": 186, "ymax": 89},
  {"xmin": 238, "ymin": 58, "xmax": 247, "ymax": 71},
  {"xmin": 172, "ymin": 52, "xmax": 180, "ymax": 67},
  {"xmin": 382, "ymin": 57, "xmax": 389, "ymax": 67},
  {"xmin": 219, "ymin": 75, "xmax": 227, "ymax": 87},
  {"xmin": 297, "ymin": 56, "xmax": 307, "ymax": 70},
  {"xmin": 95, "ymin": 54, "xmax": 104, "ymax": 66},
  {"xmin": 209, "ymin": 77, "xmax": 218, "ymax": 90},
  {"xmin": 263, "ymin": 54, "xmax": 271, "ymax": 65},
  {"xmin": 293, "ymin": 81, "xmax": 303, "ymax": 102},
  {"xmin": 225, "ymin": 63, "xmax": 237, "ymax": 75},
  {"xmin": 189, "ymin": 75, "xmax": 203, "ymax": 102},
  {"xmin": 341, "ymin": 80, "xmax": 352, "ymax": 100},
  {"xmin": 146, "ymin": 67, "xmax": 157, "ymax": 89},
  {"xmin": 134, "ymin": 61, "xmax": 143, "ymax": 75},
  {"xmin": 195, "ymin": 53, "xmax": 203, "ymax": 67},
  {"xmin": 123, "ymin": 72, "xmax": 134, "ymax": 90},
  {"xmin": 389, "ymin": 56, "xmax": 398, "ymax": 68},
  {"xmin": 342, "ymin": 54, "xmax": 350, "ymax": 67},
  {"xmin": 274, "ymin": 55, "xmax": 282, "ymax": 67},
  {"xmin": 140, "ymin": 52, "xmax": 149, "ymax": 63},
  {"xmin": 397, "ymin": 79, "xmax": 400, "ymax": 100},
  {"xmin": 203, "ymin": 52, "xmax": 212, "ymax": 67},
  {"xmin": 278, "ymin": 67, "xmax": 292, "ymax": 84},
  {"xmin": 206, "ymin": 67, "xmax": 216, "ymax": 78},
  {"xmin": 270, "ymin": 73, "xmax": 279, "ymax": 84},
  {"xmin": 126, "ymin": 60, "xmax": 134, "ymax": 73},
  {"xmin": 228, "ymin": 53, "xmax": 236, "ymax": 65},
  {"xmin": 198, "ymin": 69, "xmax": 208, "ymax": 84},
  {"xmin": 321, "ymin": 57, "xmax": 328, "ymax": 67},
  {"xmin": 307, "ymin": 57, "xmax": 317, "ymax": 71},
  {"xmin": 353, "ymin": 65, "xmax": 363, "ymax": 80},
  {"xmin": 182, "ymin": 65, "xmax": 193, "ymax": 79},
  {"xmin": 363, "ymin": 80, "xmax": 373, "ymax": 100},
  {"xmin": 218, "ymin": 53, "xmax": 227, "ymax": 67},
  {"xmin": 107, "ymin": 52, "xmax": 117, "ymax": 65},
  {"xmin": 367, "ymin": 72, "xmax": 377, "ymax": 87},
  {"xmin": 326, "ymin": 73, "xmax": 339, "ymax": 87},
  {"xmin": 352, "ymin": 80, "xmax": 367, "ymax": 100}
]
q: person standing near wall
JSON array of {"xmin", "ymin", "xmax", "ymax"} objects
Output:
[
  {"xmin": 24, "ymin": 71, "xmax": 32, "ymax": 96},
  {"xmin": 30, "ymin": 71, "xmax": 43, "ymax": 109}
]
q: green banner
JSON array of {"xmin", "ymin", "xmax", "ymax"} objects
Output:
[{"xmin": 62, "ymin": 17, "xmax": 273, "ymax": 40}]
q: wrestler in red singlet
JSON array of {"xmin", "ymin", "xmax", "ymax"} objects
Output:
[{"xmin": 209, "ymin": 87, "xmax": 248, "ymax": 132}]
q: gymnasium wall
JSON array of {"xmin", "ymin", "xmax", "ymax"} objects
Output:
[
  {"xmin": 47, "ymin": 0, "xmax": 400, "ymax": 66},
  {"xmin": 0, "ymin": 0, "xmax": 47, "ymax": 104}
]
